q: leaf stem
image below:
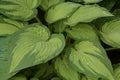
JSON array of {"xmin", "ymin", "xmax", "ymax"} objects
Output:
[
  {"xmin": 35, "ymin": 16, "xmax": 42, "ymax": 25},
  {"xmin": 105, "ymin": 47, "xmax": 120, "ymax": 51}
]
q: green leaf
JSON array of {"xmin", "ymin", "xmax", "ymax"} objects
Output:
[
  {"xmin": 66, "ymin": 4, "xmax": 113, "ymax": 26},
  {"xmin": 9, "ymin": 75, "xmax": 27, "ymax": 80},
  {"xmin": 0, "ymin": 16, "xmax": 27, "ymax": 36},
  {"xmin": 0, "ymin": 0, "xmax": 41, "ymax": 21},
  {"xmin": 83, "ymin": 0, "xmax": 102, "ymax": 3},
  {"xmin": 8, "ymin": 23, "xmax": 65, "ymax": 73},
  {"xmin": 69, "ymin": 0, "xmax": 82, "ymax": 2},
  {"xmin": 99, "ymin": 0, "xmax": 115, "ymax": 10},
  {"xmin": 100, "ymin": 19, "xmax": 120, "ymax": 48},
  {"xmin": 0, "ymin": 36, "xmax": 14, "ymax": 80},
  {"xmin": 81, "ymin": 75, "xmax": 99, "ymax": 80},
  {"xmin": 40, "ymin": 0, "xmax": 65, "ymax": 11},
  {"xmin": 55, "ymin": 55, "xmax": 80, "ymax": 80},
  {"xmin": 65, "ymin": 24, "xmax": 99, "ymax": 41},
  {"xmin": 114, "ymin": 63, "xmax": 120, "ymax": 80},
  {"xmin": 45, "ymin": 2, "xmax": 80, "ymax": 24},
  {"xmin": 51, "ymin": 77, "xmax": 61, "ymax": 80},
  {"xmin": 51, "ymin": 20, "xmax": 68, "ymax": 33},
  {"xmin": 69, "ymin": 40, "xmax": 114, "ymax": 80}
]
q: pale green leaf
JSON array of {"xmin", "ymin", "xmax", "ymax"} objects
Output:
[
  {"xmin": 55, "ymin": 55, "xmax": 80, "ymax": 80},
  {"xmin": 40, "ymin": 0, "xmax": 65, "ymax": 11},
  {"xmin": 83, "ymin": 0, "xmax": 102, "ymax": 3},
  {"xmin": 65, "ymin": 24, "xmax": 99, "ymax": 41},
  {"xmin": 0, "ymin": 0, "xmax": 41, "ymax": 21},
  {"xmin": 8, "ymin": 23, "xmax": 65, "ymax": 73},
  {"xmin": 0, "ymin": 16, "xmax": 27, "ymax": 36},
  {"xmin": 66, "ymin": 4, "xmax": 113, "ymax": 26},
  {"xmin": 100, "ymin": 19, "xmax": 120, "ymax": 48},
  {"xmin": 45, "ymin": 2, "xmax": 80, "ymax": 24},
  {"xmin": 69, "ymin": 41, "xmax": 114, "ymax": 80}
]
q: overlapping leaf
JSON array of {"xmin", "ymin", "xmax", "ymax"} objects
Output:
[
  {"xmin": 0, "ymin": 16, "xmax": 27, "ymax": 36},
  {"xmin": 8, "ymin": 23, "xmax": 65, "ymax": 73},
  {"xmin": 100, "ymin": 19, "xmax": 120, "ymax": 48},
  {"xmin": 45, "ymin": 2, "xmax": 80, "ymax": 24},
  {"xmin": 40, "ymin": 0, "xmax": 65, "ymax": 11},
  {"xmin": 55, "ymin": 55, "xmax": 80, "ymax": 80},
  {"xmin": 66, "ymin": 4, "xmax": 113, "ymax": 26},
  {"xmin": 83, "ymin": 0, "xmax": 102, "ymax": 3},
  {"xmin": 0, "ymin": 37, "xmax": 17, "ymax": 80},
  {"xmin": 0, "ymin": 0, "xmax": 41, "ymax": 21},
  {"xmin": 69, "ymin": 40, "xmax": 114, "ymax": 80},
  {"xmin": 65, "ymin": 24, "xmax": 99, "ymax": 41},
  {"xmin": 114, "ymin": 63, "xmax": 120, "ymax": 80}
]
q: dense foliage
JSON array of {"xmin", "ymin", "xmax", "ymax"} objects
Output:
[{"xmin": 0, "ymin": 0, "xmax": 120, "ymax": 80}]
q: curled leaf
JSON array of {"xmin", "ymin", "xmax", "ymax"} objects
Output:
[
  {"xmin": 55, "ymin": 55, "xmax": 80, "ymax": 80},
  {"xmin": 100, "ymin": 19, "xmax": 120, "ymax": 48}
]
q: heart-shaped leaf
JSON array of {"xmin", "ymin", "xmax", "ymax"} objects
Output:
[
  {"xmin": 0, "ymin": 16, "xmax": 27, "ymax": 36},
  {"xmin": 55, "ymin": 55, "xmax": 80, "ymax": 80},
  {"xmin": 100, "ymin": 19, "xmax": 120, "ymax": 48},
  {"xmin": 0, "ymin": 0, "xmax": 41, "ymax": 21},
  {"xmin": 66, "ymin": 4, "xmax": 113, "ymax": 26},
  {"xmin": 8, "ymin": 23, "xmax": 65, "ymax": 73},
  {"xmin": 69, "ymin": 40, "xmax": 114, "ymax": 80}
]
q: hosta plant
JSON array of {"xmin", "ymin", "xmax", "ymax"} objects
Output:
[{"xmin": 0, "ymin": 0, "xmax": 120, "ymax": 80}]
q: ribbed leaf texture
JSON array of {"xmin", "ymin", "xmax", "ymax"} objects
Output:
[
  {"xmin": 8, "ymin": 23, "xmax": 65, "ymax": 73},
  {"xmin": 100, "ymin": 19, "xmax": 120, "ymax": 48},
  {"xmin": 55, "ymin": 55, "xmax": 80, "ymax": 80},
  {"xmin": 0, "ymin": 16, "xmax": 26, "ymax": 36},
  {"xmin": 46, "ymin": 2, "xmax": 113, "ymax": 26},
  {"xmin": 0, "ymin": 0, "xmax": 41, "ymax": 21},
  {"xmin": 69, "ymin": 40, "xmax": 114, "ymax": 80}
]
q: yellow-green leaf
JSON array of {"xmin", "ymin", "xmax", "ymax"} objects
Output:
[
  {"xmin": 66, "ymin": 4, "xmax": 113, "ymax": 26},
  {"xmin": 0, "ymin": 0, "xmax": 41, "ymax": 21},
  {"xmin": 100, "ymin": 19, "xmax": 120, "ymax": 48},
  {"xmin": 69, "ymin": 41, "xmax": 114, "ymax": 80}
]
